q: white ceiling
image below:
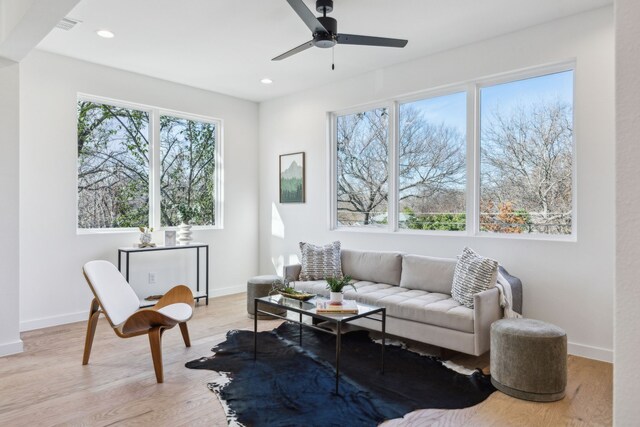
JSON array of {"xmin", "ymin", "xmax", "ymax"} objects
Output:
[{"xmin": 36, "ymin": 0, "xmax": 611, "ymax": 102}]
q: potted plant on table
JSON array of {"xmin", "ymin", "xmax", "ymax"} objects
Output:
[
  {"xmin": 325, "ymin": 275, "xmax": 354, "ymax": 305},
  {"xmin": 138, "ymin": 226, "xmax": 155, "ymax": 248}
]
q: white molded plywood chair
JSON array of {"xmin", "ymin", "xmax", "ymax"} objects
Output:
[{"xmin": 82, "ymin": 260, "xmax": 194, "ymax": 383}]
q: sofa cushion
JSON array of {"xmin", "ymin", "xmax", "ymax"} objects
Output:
[
  {"xmin": 351, "ymin": 284, "xmax": 473, "ymax": 333},
  {"xmin": 451, "ymin": 247, "xmax": 498, "ymax": 309},
  {"xmin": 341, "ymin": 249, "xmax": 403, "ymax": 286},
  {"xmin": 380, "ymin": 290, "xmax": 474, "ymax": 333},
  {"xmin": 293, "ymin": 280, "xmax": 474, "ymax": 333},
  {"xmin": 400, "ymin": 254, "xmax": 457, "ymax": 294},
  {"xmin": 299, "ymin": 241, "xmax": 342, "ymax": 281}
]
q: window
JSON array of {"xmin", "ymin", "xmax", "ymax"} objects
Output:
[
  {"xmin": 160, "ymin": 116, "xmax": 216, "ymax": 226},
  {"xmin": 77, "ymin": 97, "xmax": 221, "ymax": 230},
  {"xmin": 399, "ymin": 92, "xmax": 466, "ymax": 231},
  {"xmin": 331, "ymin": 64, "xmax": 575, "ymax": 238},
  {"xmin": 336, "ymin": 107, "xmax": 389, "ymax": 227},
  {"xmin": 480, "ymin": 71, "xmax": 574, "ymax": 235},
  {"xmin": 77, "ymin": 101, "xmax": 150, "ymax": 228}
]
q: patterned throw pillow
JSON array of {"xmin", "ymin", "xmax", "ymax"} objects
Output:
[
  {"xmin": 451, "ymin": 247, "xmax": 498, "ymax": 309},
  {"xmin": 299, "ymin": 241, "xmax": 343, "ymax": 281}
]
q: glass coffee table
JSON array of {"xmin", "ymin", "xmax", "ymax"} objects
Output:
[{"xmin": 253, "ymin": 294, "xmax": 386, "ymax": 394}]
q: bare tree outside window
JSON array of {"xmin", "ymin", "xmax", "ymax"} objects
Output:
[
  {"xmin": 336, "ymin": 108, "xmax": 389, "ymax": 227},
  {"xmin": 480, "ymin": 71, "xmax": 574, "ymax": 235},
  {"xmin": 160, "ymin": 116, "xmax": 216, "ymax": 226},
  {"xmin": 77, "ymin": 101, "xmax": 149, "ymax": 228},
  {"xmin": 398, "ymin": 92, "xmax": 466, "ymax": 231}
]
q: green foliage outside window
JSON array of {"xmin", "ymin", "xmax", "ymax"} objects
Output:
[
  {"xmin": 77, "ymin": 101, "xmax": 149, "ymax": 228},
  {"xmin": 77, "ymin": 100, "xmax": 217, "ymax": 229}
]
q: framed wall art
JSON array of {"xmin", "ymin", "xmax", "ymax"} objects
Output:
[
  {"xmin": 164, "ymin": 230, "xmax": 177, "ymax": 246},
  {"xmin": 279, "ymin": 152, "xmax": 305, "ymax": 203}
]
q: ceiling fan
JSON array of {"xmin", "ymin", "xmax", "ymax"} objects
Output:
[{"xmin": 272, "ymin": 0, "xmax": 408, "ymax": 63}]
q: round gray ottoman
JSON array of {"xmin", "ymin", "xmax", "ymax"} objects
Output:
[
  {"xmin": 490, "ymin": 318, "xmax": 567, "ymax": 402},
  {"xmin": 247, "ymin": 275, "xmax": 286, "ymax": 319}
]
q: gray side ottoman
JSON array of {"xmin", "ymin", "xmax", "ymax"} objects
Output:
[
  {"xmin": 490, "ymin": 318, "xmax": 567, "ymax": 402},
  {"xmin": 247, "ymin": 275, "xmax": 286, "ymax": 319}
]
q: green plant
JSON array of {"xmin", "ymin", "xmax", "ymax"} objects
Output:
[
  {"xmin": 281, "ymin": 282, "xmax": 298, "ymax": 294},
  {"xmin": 138, "ymin": 226, "xmax": 154, "ymax": 233},
  {"xmin": 325, "ymin": 276, "xmax": 355, "ymax": 293}
]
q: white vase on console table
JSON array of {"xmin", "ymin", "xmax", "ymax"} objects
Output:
[{"xmin": 177, "ymin": 222, "xmax": 193, "ymax": 245}]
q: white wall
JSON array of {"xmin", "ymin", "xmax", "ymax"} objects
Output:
[
  {"xmin": 259, "ymin": 7, "xmax": 614, "ymax": 361},
  {"xmin": 0, "ymin": 59, "xmax": 23, "ymax": 355},
  {"xmin": 19, "ymin": 50, "xmax": 259, "ymax": 331},
  {"xmin": 614, "ymin": 0, "xmax": 640, "ymax": 422}
]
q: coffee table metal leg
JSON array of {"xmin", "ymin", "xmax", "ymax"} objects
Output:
[
  {"xmin": 254, "ymin": 299, "xmax": 258, "ymax": 360},
  {"xmin": 335, "ymin": 322, "xmax": 342, "ymax": 394},
  {"xmin": 381, "ymin": 309, "xmax": 386, "ymax": 374},
  {"xmin": 299, "ymin": 312, "xmax": 302, "ymax": 346}
]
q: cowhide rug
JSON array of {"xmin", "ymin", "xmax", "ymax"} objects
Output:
[{"xmin": 186, "ymin": 322, "xmax": 495, "ymax": 427}]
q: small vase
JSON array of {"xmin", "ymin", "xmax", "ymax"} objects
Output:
[
  {"xmin": 177, "ymin": 222, "xmax": 193, "ymax": 245},
  {"xmin": 329, "ymin": 292, "xmax": 343, "ymax": 305},
  {"xmin": 139, "ymin": 232, "xmax": 152, "ymax": 246}
]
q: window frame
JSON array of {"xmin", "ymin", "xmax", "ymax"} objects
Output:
[
  {"xmin": 395, "ymin": 85, "xmax": 470, "ymax": 235},
  {"xmin": 329, "ymin": 101, "xmax": 394, "ymax": 231},
  {"xmin": 328, "ymin": 61, "xmax": 576, "ymax": 241},
  {"xmin": 76, "ymin": 94, "xmax": 223, "ymax": 234}
]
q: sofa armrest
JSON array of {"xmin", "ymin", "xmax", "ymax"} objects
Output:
[
  {"xmin": 284, "ymin": 264, "xmax": 302, "ymax": 282},
  {"xmin": 473, "ymin": 287, "xmax": 502, "ymax": 355}
]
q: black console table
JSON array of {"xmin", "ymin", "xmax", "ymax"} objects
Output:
[{"xmin": 117, "ymin": 243, "xmax": 209, "ymax": 306}]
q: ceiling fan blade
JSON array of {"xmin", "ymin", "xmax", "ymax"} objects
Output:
[
  {"xmin": 286, "ymin": 0, "xmax": 327, "ymax": 34},
  {"xmin": 336, "ymin": 33, "xmax": 408, "ymax": 48},
  {"xmin": 272, "ymin": 40, "xmax": 315, "ymax": 61}
]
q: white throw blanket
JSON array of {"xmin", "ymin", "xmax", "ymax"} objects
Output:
[{"xmin": 496, "ymin": 271, "xmax": 522, "ymax": 319}]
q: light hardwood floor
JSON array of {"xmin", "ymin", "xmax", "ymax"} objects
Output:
[{"xmin": 0, "ymin": 293, "xmax": 612, "ymax": 426}]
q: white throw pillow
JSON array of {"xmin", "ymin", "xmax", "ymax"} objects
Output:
[
  {"xmin": 451, "ymin": 247, "xmax": 498, "ymax": 308},
  {"xmin": 299, "ymin": 241, "xmax": 343, "ymax": 281}
]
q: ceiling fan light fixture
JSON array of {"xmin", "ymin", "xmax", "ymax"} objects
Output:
[
  {"xmin": 96, "ymin": 29, "xmax": 115, "ymax": 39},
  {"xmin": 260, "ymin": 78, "xmax": 273, "ymax": 85},
  {"xmin": 272, "ymin": 0, "xmax": 407, "ymax": 62}
]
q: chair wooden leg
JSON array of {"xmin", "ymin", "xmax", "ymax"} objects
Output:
[
  {"xmin": 82, "ymin": 298, "xmax": 101, "ymax": 365},
  {"xmin": 148, "ymin": 326, "xmax": 165, "ymax": 383},
  {"xmin": 179, "ymin": 322, "xmax": 191, "ymax": 347}
]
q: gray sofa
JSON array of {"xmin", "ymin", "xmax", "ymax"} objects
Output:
[{"xmin": 284, "ymin": 249, "xmax": 522, "ymax": 356}]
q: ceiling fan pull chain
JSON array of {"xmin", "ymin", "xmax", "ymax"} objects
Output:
[{"xmin": 332, "ymin": 45, "xmax": 335, "ymax": 70}]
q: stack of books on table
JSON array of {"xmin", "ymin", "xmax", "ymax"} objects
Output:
[{"xmin": 316, "ymin": 299, "xmax": 359, "ymax": 314}]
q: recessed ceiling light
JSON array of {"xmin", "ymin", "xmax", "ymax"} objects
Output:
[
  {"xmin": 260, "ymin": 78, "xmax": 273, "ymax": 85},
  {"xmin": 96, "ymin": 29, "xmax": 115, "ymax": 39}
]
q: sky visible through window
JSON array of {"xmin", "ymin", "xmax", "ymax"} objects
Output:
[
  {"xmin": 408, "ymin": 91, "xmax": 467, "ymax": 136},
  {"xmin": 405, "ymin": 71, "xmax": 573, "ymax": 136},
  {"xmin": 481, "ymin": 71, "xmax": 573, "ymax": 124}
]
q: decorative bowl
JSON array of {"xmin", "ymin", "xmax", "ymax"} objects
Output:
[{"xmin": 278, "ymin": 290, "xmax": 316, "ymax": 301}]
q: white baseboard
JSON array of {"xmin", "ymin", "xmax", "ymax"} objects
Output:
[
  {"xmin": 20, "ymin": 285, "xmax": 247, "ymax": 332},
  {"xmin": 0, "ymin": 339, "xmax": 24, "ymax": 357},
  {"xmin": 568, "ymin": 341, "xmax": 613, "ymax": 363},
  {"xmin": 20, "ymin": 310, "xmax": 89, "ymax": 332},
  {"xmin": 207, "ymin": 284, "xmax": 246, "ymax": 298}
]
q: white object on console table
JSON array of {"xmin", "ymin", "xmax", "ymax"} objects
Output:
[{"xmin": 177, "ymin": 222, "xmax": 193, "ymax": 245}]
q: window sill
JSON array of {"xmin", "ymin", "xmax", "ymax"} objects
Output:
[
  {"xmin": 331, "ymin": 226, "xmax": 576, "ymax": 242},
  {"xmin": 77, "ymin": 225, "xmax": 223, "ymax": 235}
]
